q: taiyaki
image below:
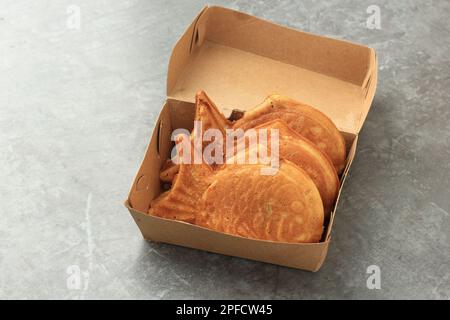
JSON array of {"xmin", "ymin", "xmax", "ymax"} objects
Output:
[
  {"xmin": 159, "ymin": 91, "xmax": 230, "ymax": 183},
  {"xmin": 196, "ymin": 161, "xmax": 324, "ymax": 243},
  {"xmin": 150, "ymin": 138, "xmax": 213, "ymax": 223},
  {"xmin": 192, "ymin": 90, "xmax": 231, "ymax": 143},
  {"xmin": 229, "ymin": 119, "xmax": 339, "ymax": 214},
  {"xmin": 233, "ymin": 95, "xmax": 347, "ymax": 174},
  {"xmin": 150, "ymin": 143, "xmax": 324, "ymax": 243}
]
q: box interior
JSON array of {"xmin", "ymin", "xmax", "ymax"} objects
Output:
[{"xmin": 167, "ymin": 6, "xmax": 376, "ymax": 134}]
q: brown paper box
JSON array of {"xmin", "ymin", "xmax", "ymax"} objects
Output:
[{"xmin": 125, "ymin": 6, "xmax": 377, "ymax": 271}]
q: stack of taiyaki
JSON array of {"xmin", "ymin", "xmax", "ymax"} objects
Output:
[{"xmin": 149, "ymin": 91, "xmax": 346, "ymax": 243}]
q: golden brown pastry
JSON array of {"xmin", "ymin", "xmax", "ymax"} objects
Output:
[
  {"xmin": 233, "ymin": 95, "xmax": 347, "ymax": 174},
  {"xmin": 193, "ymin": 90, "xmax": 231, "ymax": 144},
  {"xmin": 151, "ymin": 140, "xmax": 324, "ymax": 242},
  {"xmin": 159, "ymin": 159, "xmax": 179, "ymax": 183},
  {"xmin": 159, "ymin": 90, "xmax": 230, "ymax": 182},
  {"xmin": 149, "ymin": 92, "xmax": 349, "ymax": 243},
  {"xmin": 150, "ymin": 140, "xmax": 213, "ymax": 223},
  {"xmin": 261, "ymin": 120, "xmax": 338, "ymax": 213},
  {"xmin": 230, "ymin": 119, "xmax": 339, "ymax": 214},
  {"xmin": 196, "ymin": 161, "xmax": 324, "ymax": 243}
]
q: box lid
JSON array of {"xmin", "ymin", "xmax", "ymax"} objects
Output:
[{"xmin": 167, "ymin": 6, "xmax": 377, "ymax": 134}]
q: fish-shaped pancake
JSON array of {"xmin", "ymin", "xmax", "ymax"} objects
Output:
[
  {"xmin": 229, "ymin": 119, "xmax": 339, "ymax": 214},
  {"xmin": 150, "ymin": 138, "xmax": 213, "ymax": 223},
  {"xmin": 151, "ymin": 138, "xmax": 324, "ymax": 242},
  {"xmin": 196, "ymin": 161, "xmax": 324, "ymax": 243},
  {"xmin": 192, "ymin": 90, "xmax": 231, "ymax": 143},
  {"xmin": 159, "ymin": 91, "xmax": 230, "ymax": 183},
  {"xmin": 159, "ymin": 159, "xmax": 180, "ymax": 183},
  {"xmin": 233, "ymin": 95, "xmax": 347, "ymax": 174}
]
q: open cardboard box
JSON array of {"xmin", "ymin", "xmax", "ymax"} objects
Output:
[{"xmin": 125, "ymin": 6, "xmax": 377, "ymax": 271}]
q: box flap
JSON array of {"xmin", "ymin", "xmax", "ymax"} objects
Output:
[{"xmin": 167, "ymin": 6, "xmax": 377, "ymax": 134}]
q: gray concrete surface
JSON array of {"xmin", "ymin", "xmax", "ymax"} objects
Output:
[{"xmin": 1, "ymin": 0, "xmax": 449, "ymax": 299}]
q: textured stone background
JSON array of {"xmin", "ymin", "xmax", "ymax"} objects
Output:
[{"xmin": 0, "ymin": 0, "xmax": 449, "ymax": 299}]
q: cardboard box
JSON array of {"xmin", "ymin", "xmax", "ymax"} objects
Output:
[{"xmin": 125, "ymin": 6, "xmax": 377, "ymax": 271}]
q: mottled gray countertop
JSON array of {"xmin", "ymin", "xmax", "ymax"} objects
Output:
[{"xmin": 1, "ymin": 0, "xmax": 449, "ymax": 299}]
